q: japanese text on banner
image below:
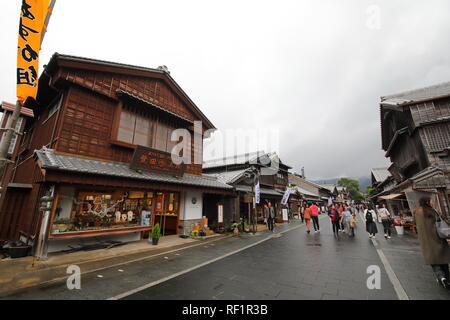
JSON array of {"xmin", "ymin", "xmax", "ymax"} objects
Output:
[{"xmin": 17, "ymin": 0, "xmax": 54, "ymax": 102}]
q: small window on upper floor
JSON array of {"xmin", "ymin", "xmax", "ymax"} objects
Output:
[
  {"xmin": 45, "ymin": 95, "xmax": 63, "ymax": 121},
  {"xmin": 117, "ymin": 106, "xmax": 180, "ymax": 154},
  {"xmin": 4, "ymin": 116, "xmax": 24, "ymax": 155}
]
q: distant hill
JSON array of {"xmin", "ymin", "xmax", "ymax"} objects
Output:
[{"xmin": 311, "ymin": 177, "xmax": 371, "ymax": 191}]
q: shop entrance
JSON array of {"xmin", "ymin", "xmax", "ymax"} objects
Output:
[{"xmin": 154, "ymin": 192, "xmax": 180, "ymax": 236}]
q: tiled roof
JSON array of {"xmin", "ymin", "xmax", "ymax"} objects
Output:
[
  {"xmin": 320, "ymin": 184, "xmax": 337, "ymax": 192},
  {"xmin": 291, "ymin": 186, "xmax": 317, "ymax": 197},
  {"xmin": 203, "ymin": 151, "xmax": 266, "ymax": 169},
  {"xmin": 381, "ymin": 81, "xmax": 450, "ymax": 106},
  {"xmin": 204, "ymin": 168, "xmax": 252, "ymax": 185},
  {"xmin": 35, "ymin": 148, "xmax": 232, "ymax": 190},
  {"xmin": 1, "ymin": 101, "xmax": 34, "ymax": 117},
  {"xmin": 47, "ymin": 53, "xmax": 216, "ymax": 129},
  {"xmin": 371, "ymin": 167, "xmax": 391, "ymax": 183},
  {"xmin": 203, "ymin": 151, "xmax": 292, "ymax": 169}
]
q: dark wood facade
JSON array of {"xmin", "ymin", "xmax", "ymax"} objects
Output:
[{"xmin": 380, "ymin": 87, "xmax": 450, "ymax": 218}]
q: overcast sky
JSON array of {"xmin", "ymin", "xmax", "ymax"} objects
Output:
[{"xmin": 1, "ymin": 1, "xmax": 450, "ymax": 180}]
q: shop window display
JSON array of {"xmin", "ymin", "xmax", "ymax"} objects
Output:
[{"xmin": 51, "ymin": 188, "xmax": 155, "ymax": 235}]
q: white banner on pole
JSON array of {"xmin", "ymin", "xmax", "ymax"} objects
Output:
[
  {"xmin": 328, "ymin": 197, "xmax": 333, "ymax": 207},
  {"xmin": 255, "ymin": 181, "xmax": 260, "ymax": 204},
  {"xmin": 281, "ymin": 188, "xmax": 291, "ymax": 205}
]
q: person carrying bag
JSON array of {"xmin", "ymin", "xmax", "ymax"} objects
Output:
[{"xmin": 378, "ymin": 204, "xmax": 392, "ymax": 239}]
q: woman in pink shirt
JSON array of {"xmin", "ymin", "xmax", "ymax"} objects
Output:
[{"xmin": 309, "ymin": 203, "xmax": 320, "ymax": 233}]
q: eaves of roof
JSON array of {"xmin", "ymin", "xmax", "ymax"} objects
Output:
[
  {"xmin": 385, "ymin": 127, "xmax": 409, "ymax": 157},
  {"xmin": 45, "ymin": 53, "xmax": 216, "ymax": 130},
  {"xmin": 35, "ymin": 148, "xmax": 233, "ymax": 191},
  {"xmin": 117, "ymin": 90, "xmax": 193, "ymax": 125}
]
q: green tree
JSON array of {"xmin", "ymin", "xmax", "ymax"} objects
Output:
[
  {"xmin": 366, "ymin": 186, "xmax": 378, "ymax": 198},
  {"xmin": 337, "ymin": 177, "xmax": 363, "ymax": 201}
]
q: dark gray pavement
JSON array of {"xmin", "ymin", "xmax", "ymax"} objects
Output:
[
  {"xmin": 3, "ymin": 214, "xmax": 449, "ymax": 300},
  {"xmin": 124, "ymin": 215, "xmax": 398, "ymax": 300},
  {"xmin": 373, "ymin": 226, "xmax": 450, "ymax": 300}
]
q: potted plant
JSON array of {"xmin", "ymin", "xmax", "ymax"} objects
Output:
[
  {"xmin": 191, "ymin": 230, "xmax": 199, "ymax": 238},
  {"xmin": 231, "ymin": 222, "xmax": 240, "ymax": 234},
  {"xmin": 151, "ymin": 223, "xmax": 161, "ymax": 245}
]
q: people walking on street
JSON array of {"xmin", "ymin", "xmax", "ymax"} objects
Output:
[
  {"xmin": 299, "ymin": 203, "xmax": 304, "ymax": 223},
  {"xmin": 378, "ymin": 203, "xmax": 392, "ymax": 239},
  {"xmin": 264, "ymin": 201, "xmax": 275, "ymax": 232},
  {"xmin": 364, "ymin": 205, "xmax": 378, "ymax": 238},
  {"xmin": 310, "ymin": 202, "xmax": 320, "ymax": 232},
  {"xmin": 340, "ymin": 206, "xmax": 352, "ymax": 235},
  {"xmin": 303, "ymin": 204, "xmax": 312, "ymax": 234},
  {"xmin": 413, "ymin": 196, "xmax": 450, "ymax": 290},
  {"xmin": 328, "ymin": 205, "xmax": 340, "ymax": 237},
  {"xmin": 349, "ymin": 212, "xmax": 358, "ymax": 237}
]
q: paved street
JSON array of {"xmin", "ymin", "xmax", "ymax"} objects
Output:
[{"xmin": 3, "ymin": 214, "xmax": 450, "ymax": 300}]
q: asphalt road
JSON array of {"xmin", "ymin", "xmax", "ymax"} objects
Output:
[
  {"xmin": 123, "ymin": 215, "xmax": 397, "ymax": 300},
  {"xmin": 4, "ymin": 214, "xmax": 450, "ymax": 300}
]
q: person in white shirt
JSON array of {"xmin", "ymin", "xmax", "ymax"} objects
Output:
[{"xmin": 378, "ymin": 203, "xmax": 392, "ymax": 239}]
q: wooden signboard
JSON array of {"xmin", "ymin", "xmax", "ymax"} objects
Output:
[
  {"xmin": 243, "ymin": 193, "xmax": 253, "ymax": 203},
  {"xmin": 130, "ymin": 145, "xmax": 185, "ymax": 177}
]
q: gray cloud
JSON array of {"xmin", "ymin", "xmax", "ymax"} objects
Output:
[{"xmin": 1, "ymin": 0, "xmax": 449, "ymax": 180}]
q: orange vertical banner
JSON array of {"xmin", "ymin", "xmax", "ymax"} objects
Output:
[{"xmin": 16, "ymin": 0, "xmax": 55, "ymax": 103}]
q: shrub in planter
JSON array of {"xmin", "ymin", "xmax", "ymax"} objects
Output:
[
  {"xmin": 230, "ymin": 222, "xmax": 240, "ymax": 234},
  {"xmin": 191, "ymin": 230, "xmax": 199, "ymax": 238},
  {"xmin": 224, "ymin": 223, "xmax": 233, "ymax": 233},
  {"xmin": 151, "ymin": 223, "xmax": 161, "ymax": 245}
]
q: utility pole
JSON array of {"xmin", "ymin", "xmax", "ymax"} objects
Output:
[{"xmin": 252, "ymin": 167, "xmax": 260, "ymax": 234}]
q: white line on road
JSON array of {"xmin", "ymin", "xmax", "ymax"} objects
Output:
[
  {"xmin": 371, "ymin": 238, "xmax": 409, "ymax": 300},
  {"xmin": 107, "ymin": 222, "xmax": 307, "ymax": 300},
  {"xmin": 357, "ymin": 209, "xmax": 409, "ymax": 300}
]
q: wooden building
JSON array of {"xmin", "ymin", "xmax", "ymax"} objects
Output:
[
  {"xmin": 288, "ymin": 173, "xmax": 332, "ymax": 204},
  {"xmin": 0, "ymin": 53, "xmax": 233, "ymax": 255},
  {"xmin": 379, "ymin": 81, "xmax": 450, "ymax": 220},
  {"xmin": 203, "ymin": 151, "xmax": 292, "ymax": 225},
  {"xmin": 369, "ymin": 167, "xmax": 397, "ymax": 207}
]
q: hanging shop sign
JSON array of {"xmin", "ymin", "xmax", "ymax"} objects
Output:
[
  {"xmin": 282, "ymin": 208, "xmax": 289, "ymax": 221},
  {"xmin": 130, "ymin": 145, "xmax": 185, "ymax": 176},
  {"xmin": 217, "ymin": 203, "xmax": 223, "ymax": 223},
  {"xmin": 16, "ymin": 0, "xmax": 56, "ymax": 103}
]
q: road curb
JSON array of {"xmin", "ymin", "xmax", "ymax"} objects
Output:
[{"xmin": 0, "ymin": 234, "xmax": 232, "ymax": 299}]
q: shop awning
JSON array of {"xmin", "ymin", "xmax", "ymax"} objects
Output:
[{"xmin": 378, "ymin": 193, "xmax": 403, "ymax": 200}]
